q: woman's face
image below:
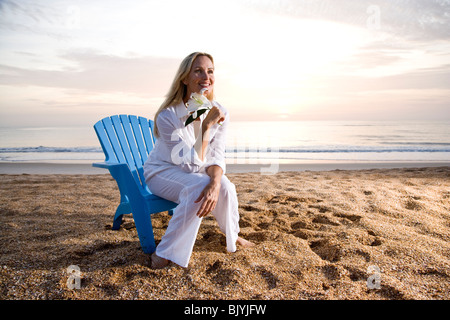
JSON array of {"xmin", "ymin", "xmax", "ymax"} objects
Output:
[{"xmin": 183, "ymin": 55, "xmax": 215, "ymax": 101}]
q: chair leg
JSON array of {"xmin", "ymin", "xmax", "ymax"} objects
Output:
[
  {"xmin": 112, "ymin": 201, "xmax": 132, "ymax": 230},
  {"xmin": 132, "ymin": 208, "xmax": 156, "ymax": 254}
]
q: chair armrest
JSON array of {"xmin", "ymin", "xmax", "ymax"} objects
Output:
[
  {"xmin": 93, "ymin": 161, "xmax": 149, "ymax": 198},
  {"xmin": 92, "ymin": 161, "xmax": 123, "ymax": 169}
]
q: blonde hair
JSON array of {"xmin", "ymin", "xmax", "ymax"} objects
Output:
[{"xmin": 153, "ymin": 52, "xmax": 214, "ymax": 138}]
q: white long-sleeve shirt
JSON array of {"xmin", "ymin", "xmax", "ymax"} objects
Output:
[{"xmin": 143, "ymin": 100, "xmax": 228, "ymax": 183}]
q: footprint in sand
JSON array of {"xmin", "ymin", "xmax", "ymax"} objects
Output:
[
  {"xmin": 255, "ymin": 266, "xmax": 278, "ymax": 290},
  {"xmin": 333, "ymin": 212, "xmax": 362, "ymax": 223},
  {"xmin": 308, "ymin": 239, "xmax": 342, "ymax": 262}
]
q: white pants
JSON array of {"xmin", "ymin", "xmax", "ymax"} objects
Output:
[{"xmin": 146, "ymin": 166, "xmax": 240, "ymax": 268}]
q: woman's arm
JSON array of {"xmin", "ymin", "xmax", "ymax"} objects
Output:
[
  {"xmin": 206, "ymin": 164, "xmax": 223, "ymax": 183},
  {"xmin": 194, "ymin": 165, "xmax": 223, "ymax": 217},
  {"xmin": 193, "ymin": 105, "xmax": 226, "ymax": 217},
  {"xmin": 195, "ymin": 106, "xmax": 225, "ymax": 162}
]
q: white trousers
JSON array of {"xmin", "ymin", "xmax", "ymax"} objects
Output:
[{"xmin": 146, "ymin": 166, "xmax": 240, "ymax": 268}]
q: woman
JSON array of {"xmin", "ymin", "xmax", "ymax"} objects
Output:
[{"xmin": 144, "ymin": 52, "xmax": 253, "ymax": 269}]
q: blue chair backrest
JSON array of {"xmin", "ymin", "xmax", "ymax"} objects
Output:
[{"xmin": 94, "ymin": 115, "xmax": 155, "ymax": 192}]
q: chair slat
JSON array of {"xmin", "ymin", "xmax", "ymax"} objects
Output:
[
  {"xmin": 121, "ymin": 115, "xmax": 148, "ymax": 188},
  {"xmin": 111, "ymin": 115, "xmax": 145, "ymax": 188},
  {"xmin": 139, "ymin": 116, "xmax": 154, "ymax": 154},
  {"xmin": 102, "ymin": 117, "xmax": 126, "ymax": 163},
  {"xmin": 120, "ymin": 115, "xmax": 144, "ymax": 167},
  {"xmin": 110, "ymin": 116, "xmax": 135, "ymax": 166},
  {"xmin": 94, "ymin": 121, "xmax": 118, "ymax": 162},
  {"xmin": 129, "ymin": 115, "xmax": 148, "ymax": 165},
  {"xmin": 148, "ymin": 119, "xmax": 155, "ymax": 143}
]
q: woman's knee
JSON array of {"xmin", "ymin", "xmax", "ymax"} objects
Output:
[
  {"xmin": 219, "ymin": 175, "xmax": 237, "ymax": 196},
  {"xmin": 179, "ymin": 174, "xmax": 210, "ymax": 201}
]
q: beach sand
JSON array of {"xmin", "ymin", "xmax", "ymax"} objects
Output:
[{"xmin": 1, "ymin": 166, "xmax": 449, "ymax": 300}]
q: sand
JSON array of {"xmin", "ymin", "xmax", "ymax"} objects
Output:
[{"xmin": 0, "ymin": 166, "xmax": 449, "ymax": 300}]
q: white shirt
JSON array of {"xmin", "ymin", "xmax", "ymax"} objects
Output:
[{"xmin": 143, "ymin": 100, "xmax": 228, "ymax": 182}]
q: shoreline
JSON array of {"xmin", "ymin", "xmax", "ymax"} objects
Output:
[{"xmin": 0, "ymin": 160, "xmax": 449, "ymax": 175}]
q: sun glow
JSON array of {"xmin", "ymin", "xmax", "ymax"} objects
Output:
[{"xmin": 214, "ymin": 13, "xmax": 368, "ymax": 119}]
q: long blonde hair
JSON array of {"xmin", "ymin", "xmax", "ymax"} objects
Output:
[{"xmin": 153, "ymin": 52, "xmax": 214, "ymax": 138}]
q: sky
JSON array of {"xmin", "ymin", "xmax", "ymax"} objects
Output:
[{"xmin": 0, "ymin": 0, "xmax": 449, "ymax": 127}]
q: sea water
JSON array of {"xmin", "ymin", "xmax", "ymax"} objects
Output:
[{"xmin": 0, "ymin": 121, "xmax": 449, "ymax": 164}]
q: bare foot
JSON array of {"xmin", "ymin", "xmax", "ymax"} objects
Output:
[
  {"xmin": 236, "ymin": 237, "xmax": 255, "ymax": 248},
  {"xmin": 150, "ymin": 252, "xmax": 169, "ymax": 269}
]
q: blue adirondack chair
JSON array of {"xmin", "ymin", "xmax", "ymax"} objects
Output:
[{"xmin": 93, "ymin": 115, "xmax": 177, "ymax": 254}]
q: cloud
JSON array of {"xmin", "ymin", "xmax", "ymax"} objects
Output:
[
  {"xmin": 0, "ymin": 0, "xmax": 73, "ymax": 41},
  {"xmin": 0, "ymin": 49, "xmax": 184, "ymax": 126},
  {"xmin": 0, "ymin": 50, "xmax": 180, "ymax": 97},
  {"xmin": 314, "ymin": 64, "xmax": 450, "ymax": 95},
  {"xmin": 341, "ymin": 49, "xmax": 404, "ymax": 70},
  {"xmin": 243, "ymin": 0, "xmax": 450, "ymax": 41},
  {"xmin": 0, "ymin": 0, "xmax": 56, "ymax": 24}
]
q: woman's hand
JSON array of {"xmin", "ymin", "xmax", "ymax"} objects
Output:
[
  {"xmin": 194, "ymin": 181, "xmax": 221, "ymax": 218},
  {"xmin": 203, "ymin": 106, "xmax": 225, "ymax": 129}
]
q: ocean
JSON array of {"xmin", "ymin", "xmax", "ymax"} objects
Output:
[{"xmin": 0, "ymin": 121, "xmax": 449, "ymax": 164}]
